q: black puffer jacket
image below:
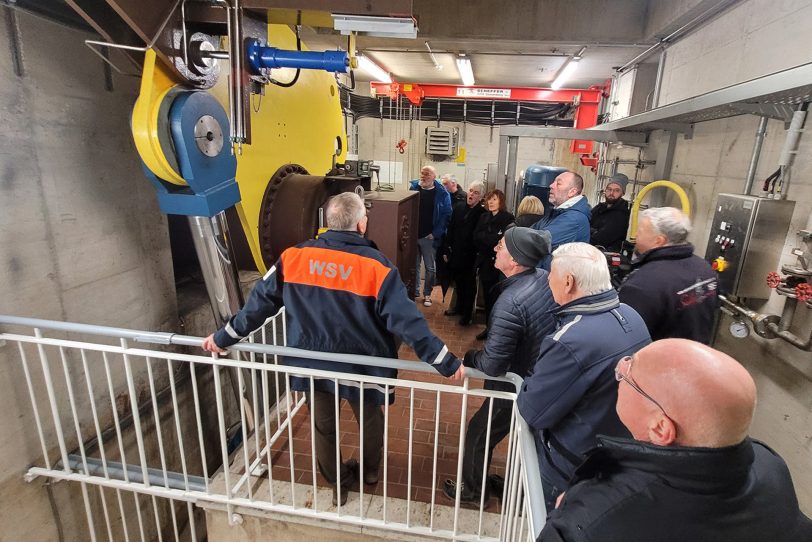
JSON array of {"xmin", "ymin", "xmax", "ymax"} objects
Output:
[
  {"xmin": 445, "ymin": 203, "xmax": 486, "ymax": 271},
  {"xmin": 473, "ymin": 210, "xmax": 515, "ymax": 268},
  {"xmin": 465, "ymin": 268, "xmax": 558, "ymax": 392},
  {"xmin": 618, "ymin": 243, "xmax": 719, "ymax": 344},
  {"xmin": 514, "ymin": 213, "xmax": 544, "ymax": 228},
  {"xmin": 540, "ymin": 436, "xmax": 812, "ymax": 542}
]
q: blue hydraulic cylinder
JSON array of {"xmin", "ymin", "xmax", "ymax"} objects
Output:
[{"xmin": 246, "ymin": 40, "xmax": 349, "ymax": 74}]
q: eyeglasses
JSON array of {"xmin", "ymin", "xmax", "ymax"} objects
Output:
[{"xmin": 615, "ymin": 356, "xmax": 670, "ymax": 418}]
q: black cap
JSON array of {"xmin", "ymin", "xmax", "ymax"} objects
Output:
[{"xmin": 504, "ymin": 227, "xmax": 552, "ymax": 267}]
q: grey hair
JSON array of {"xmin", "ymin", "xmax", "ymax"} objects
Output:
[
  {"xmin": 551, "ymin": 242, "xmax": 612, "ymax": 295},
  {"xmin": 468, "ymin": 180, "xmax": 485, "ymax": 193},
  {"xmin": 421, "ymin": 165, "xmax": 437, "ymax": 175},
  {"xmin": 641, "ymin": 207, "xmax": 691, "ymax": 245},
  {"xmin": 325, "ymin": 192, "xmax": 366, "ymax": 231}
]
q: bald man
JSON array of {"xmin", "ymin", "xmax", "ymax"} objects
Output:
[
  {"xmin": 531, "ymin": 171, "xmax": 591, "ymax": 269},
  {"xmin": 539, "ymin": 340, "xmax": 812, "ymax": 542}
]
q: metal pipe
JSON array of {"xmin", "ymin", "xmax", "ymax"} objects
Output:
[
  {"xmin": 62, "ymin": 455, "xmax": 207, "ymax": 492},
  {"xmin": 245, "ymin": 42, "xmax": 348, "ymax": 73},
  {"xmin": 743, "ymin": 116, "xmax": 769, "ymax": 195},
  {"xmin": 228, "ymin": 0, "xmax": 245, "ymax": 147},
  {"xmin": 201, "ymin": 50, "xmax": 230, "ymax": 60},
  {"xmin": 775, "ymin": 103, "xmax": 809, "ymax": 199},
  {"xmin": 651, "ymin": 46, "xmax": 666, "ymax": 109},
  {"xmin": 719, "ymin": 295, "xmax": 812, "ymax": 351},
  {"xmin": 778, "ymin": 297, "xmax": 798, "ymax": 332},
  {"xmin": 188, "ymin": 213, "xmax": 244, "ymax": 327}
]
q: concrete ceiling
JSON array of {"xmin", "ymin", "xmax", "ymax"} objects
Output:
[{"xmin": 299, "ymin": 0, "xmax": 740, "ymax": 88}]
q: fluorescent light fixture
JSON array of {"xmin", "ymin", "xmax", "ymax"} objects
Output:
[
  {"xmin": 551, "ymin": 57, "xmax": 580, "ymax": 89},
  {"xmin": 333, "ymin": 15, "xmax": 417, "ymax": 38},
  {"xmin": 551, "ymin": 48, "xmax": 586, "ymax": 90},
  {"xmin": 456, "ymin": 56, "xmax": 475, "ymax": 86},
  {"xmin": 357, "ymin": 54, "xmax": 392, "ymax": 83}
]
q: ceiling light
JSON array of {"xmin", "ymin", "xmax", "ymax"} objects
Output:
[
  {"xmin": 332, "ymin": 15, "xmax": 417, "ymax": 38},
  {"xmin": 551, "ymin": 47, "xmax": 586, "ymax": 90},
  {"xmin": 551, "ymin": 58, "xmax": 580, "ymax": 89},
  {"xmin": 357, "ymin": 54, "xmax": 392, "ymax": 83},
  {"xmin": 456, "ymin": 55, "xmax": 475, "ymax": 86}
]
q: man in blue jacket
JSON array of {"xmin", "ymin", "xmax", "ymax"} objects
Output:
[
  {"xmin": 409, "ymin": 165, "xmax": 452, "ymax": 306},
  {"xmin": 532, "ymin": 171, "xmax": 591, "ymax": 269},
  {"xmin": 442, "ymin": 227, "xmax": 558, "ymax": 505},
  {"xmin": 203, "ymin": 192, "xmax": 462, "ymax": 506},
  {"xmin": 518, "ymin": 242, "xmax": 651, "ymax": 511}
]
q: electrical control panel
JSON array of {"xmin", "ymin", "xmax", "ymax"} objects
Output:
[{"xmin": 704, "ymin": 194, "xmax": 795, "ymax": 298}]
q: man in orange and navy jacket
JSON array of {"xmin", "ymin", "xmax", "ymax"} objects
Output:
[{"xmin": 203, "ymin": 191, "xmax": 462, "ymax": 504}]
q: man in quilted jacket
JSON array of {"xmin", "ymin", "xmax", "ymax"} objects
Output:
[{"xmin": 442, "ymin": 227, "xmax": 557, "ymax": 505}]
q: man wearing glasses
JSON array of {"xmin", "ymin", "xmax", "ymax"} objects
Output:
[
  {"xmin": 518, "ymin": 243, "xmax": 651, "ymax": 511},
  {"xmin": 539, "ymin": 339, "xmax": 812, "ymax": 542}
]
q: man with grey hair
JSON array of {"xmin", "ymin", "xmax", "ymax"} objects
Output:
[
  {"xmin": 618, "ymin": 207, "xmax": 718, "ymax": 343},
  {"xmin": 518, "ymin": 242, "xmax": 651, "ymax": 511},
  {"xmin": 410, "ymin": 165, "xmax": 452, "ymax": 306},
  {"xmin": 204, "ymin": 192, "xmax": 462, "ymax": 506},
  {"xmin": 443, "ymin": 179, "xmax": 486, "ymax": 324},
  {"xmin": 441, "ymin": 173, "xmax": 467, "ymax": 210}
]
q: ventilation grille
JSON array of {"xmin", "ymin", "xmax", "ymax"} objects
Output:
[{"xmin": 425, "ymin": 127, "xmax": 457, "ymax": 155}]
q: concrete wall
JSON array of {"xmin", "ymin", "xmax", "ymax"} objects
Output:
[
  {"xmin": 610, "ymin": 0, "xmax": 812, "ymax": 513},
  {"xmin": 0, "ymin": 9, "xmax": 179, "ymax": 540},
  {"xmin": 355, "ymin": 117, "xmax": 592, "ymax": 197},
  {"xmin": 659, "ymin": 0, "xmax": 812, "ymax": 105}
]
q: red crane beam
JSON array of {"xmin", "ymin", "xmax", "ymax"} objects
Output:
[{"xmin": 369, "ymin": 81, "xmax": 605, "ymax": 157}]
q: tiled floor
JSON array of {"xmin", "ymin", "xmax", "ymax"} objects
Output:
[{"xmin": 265, "ymin": 287, "xmax": 511, "ymax": 508}]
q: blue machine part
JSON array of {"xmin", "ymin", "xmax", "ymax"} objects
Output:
[
  {"xmin": 523, "ymin": 165, "xmax": 568, "ymax": 216},
  {"xmin": 144, "ymin": 90, "xmax": 240, "ymax": 217},
  {"xmin": 246, "ymin": 40, "xmax": 349, "ymax": 74}
]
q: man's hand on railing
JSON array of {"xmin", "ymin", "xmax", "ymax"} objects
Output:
[
  {"xmin": 450, "ymin": 363, "xmax": 466, "ymax": 381},
  {"xmin": 202, "ymin": 334, "xmax": 227, "ymax": 354}
]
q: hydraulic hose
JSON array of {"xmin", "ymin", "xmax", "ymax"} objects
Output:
[{"xmin": 628, "ymin": 180, "xmax": 691, "ymax": 242}]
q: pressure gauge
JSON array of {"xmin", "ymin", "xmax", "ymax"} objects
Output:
[{"xmin": 729, "ymin": 320, "xmax": 750, "ymax": 339}]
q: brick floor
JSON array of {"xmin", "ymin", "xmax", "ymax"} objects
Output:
[{"xmin": 262, "ymin": 287, "xmax": 511, "ymax": 508}]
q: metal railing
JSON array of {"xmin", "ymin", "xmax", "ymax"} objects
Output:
[{"xmin": 0, "ymin": 313, "xmax": 545, "ymax": 541}]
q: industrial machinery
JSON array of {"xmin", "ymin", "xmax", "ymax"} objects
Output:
[
  {"xmin": 521, "ymin": 165, "xmax": 567, "ymax": 216},
  {"xmin": 704, "ymin": 194, "xmax": 795, "ymax": 298}
]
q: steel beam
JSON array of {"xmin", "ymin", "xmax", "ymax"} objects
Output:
[{"xmin": 499, "ymin": 126, "xmax": 648, "ymax": 146}]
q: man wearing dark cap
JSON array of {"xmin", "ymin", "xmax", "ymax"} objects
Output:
[
  {"xmin": 590, "ymin": 173, "xmax": 631, "ymax": 252},
  {"xmin": 442, "ymin": 227, "xmax": 558, "ymax": 505}
]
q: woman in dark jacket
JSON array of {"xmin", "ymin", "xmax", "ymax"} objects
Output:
[
  {"xmin": 513, "ymin": 195, "xmax": 544, "ymax": 227},
  {"xmin": 473, "ymin": 189, "xmax": 514, "ymax": 340}
]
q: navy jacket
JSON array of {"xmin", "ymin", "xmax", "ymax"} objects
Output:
[
  {"xmin": 618, "ymin": 243, "xmax": 719, "ymax": 344},
  {"xmin": 540, "ymin": 437, "xmax": 812, "ymax": 542},
  {"xmin": 589, "ymin": 198, "xmax": 629, "ymax": 252},
  {"xmin": 465, "ymin": 268, "xmax": 558, "ymax": 392},
  {"xmin": 517, "ymin": 289, "xmax": 651, "ymax": 490},
  {"xmin": 409, "ymin": 179, "xmax": 452, "ymax": 247},
  {"xmin": 213, "ymin": 230, "xmax": 461, "ymax": 405}
]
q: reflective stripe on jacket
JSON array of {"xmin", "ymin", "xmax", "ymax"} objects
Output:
[{"xmin": 214, "ymin": 230, "xmax": 460, "ymax": 404}]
